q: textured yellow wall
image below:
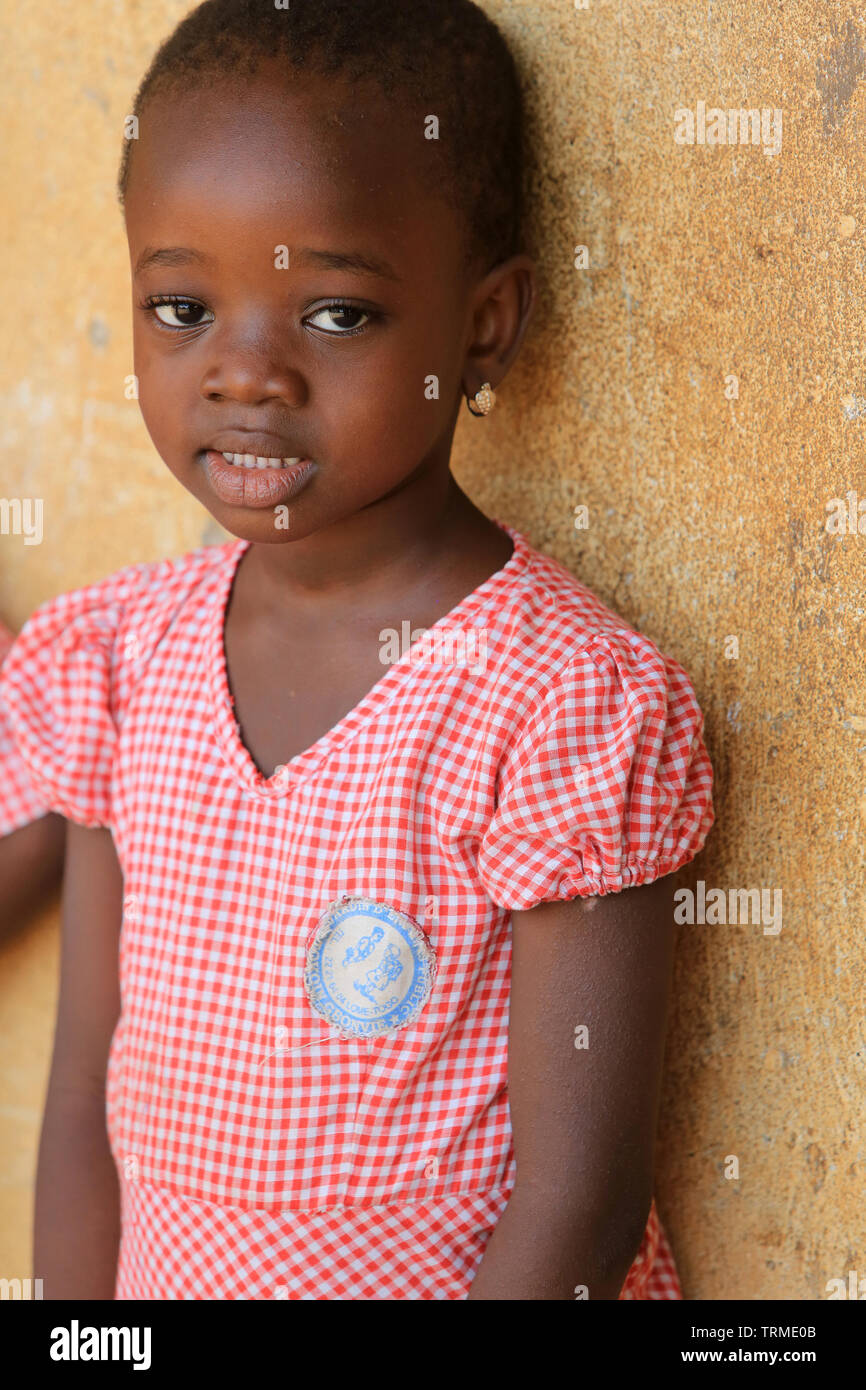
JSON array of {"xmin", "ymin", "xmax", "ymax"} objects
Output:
[{"xmin": 1, "ymin": 1, "xmax": 863, "ymax": 1299}]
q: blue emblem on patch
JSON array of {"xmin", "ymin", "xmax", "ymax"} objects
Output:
[{"xmin": 304, "ymin": 896, "xmax": 437, "ymax": 1039}]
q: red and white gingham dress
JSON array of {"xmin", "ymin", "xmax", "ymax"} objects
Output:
[{"xmin": 0, "ymin": 521, "xmax": 713, "ymax": 1300}]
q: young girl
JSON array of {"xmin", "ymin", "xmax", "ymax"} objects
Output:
[{"xmin": 0, "ymin": 0, "xmax": 714, "ymax": 1300}]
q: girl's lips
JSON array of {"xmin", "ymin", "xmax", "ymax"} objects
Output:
[{"xmin": 202, "ymin": 450, "xmax": 317, "ymax": 509}]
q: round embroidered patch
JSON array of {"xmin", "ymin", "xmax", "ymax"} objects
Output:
[{"xmin": 304, "ymin": 896, "xmax": 437, "ymax": 1039}]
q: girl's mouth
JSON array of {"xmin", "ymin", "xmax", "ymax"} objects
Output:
[
  {"xmin": 201, "ymin": 450, "xmax": 317, "ymax": 509},
  {"xmin": 218, "ymin": 451, "xmax": 304, "ymax": 470}
]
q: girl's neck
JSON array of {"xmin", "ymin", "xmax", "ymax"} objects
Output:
[{"xmin": 238, "ymin": 475, "xmax": 502, "ymax": 617}]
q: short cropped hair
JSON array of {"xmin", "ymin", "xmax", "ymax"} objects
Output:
[{"xmin": 116, "ymin": 0, "xmax": 527, "ymax": 276}]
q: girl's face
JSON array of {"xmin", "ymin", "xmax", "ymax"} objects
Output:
[{"xmin": 124, "ymin": 63, "xmax": 493, "ymax": 545}]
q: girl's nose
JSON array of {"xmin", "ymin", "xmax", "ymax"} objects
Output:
[{"xmin": 199, "ymin": 345, "xmax": 307, "ymax": 407}]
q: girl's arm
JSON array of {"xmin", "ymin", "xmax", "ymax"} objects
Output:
[
  {"xmin": 0, "ymin": 813, "xmax": 66, "ymax": 941},
  {"xmin": 466, "ymin": 874, "xmax": 676, "ymax": 1300},
  {"xmin": 33, "ymin": 822, "xmax": 124, "ymax": 1299}
]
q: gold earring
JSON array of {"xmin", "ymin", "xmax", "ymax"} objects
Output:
[{"xmin": 466, "ymin": 382, "xmax": 496, "ymax": 416}]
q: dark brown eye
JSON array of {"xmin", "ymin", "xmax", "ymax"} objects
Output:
[
  {"xmin": 151, "ymin": 298, "xmax": 210, "ymax": 328},
  {"xmin": 307, "ymin": 303, "xmax": 371, "ymax": 335}
]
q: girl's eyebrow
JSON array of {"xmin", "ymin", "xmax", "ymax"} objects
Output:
[
  {"xmin": 134, "ymin": 246, "xmax": 214, "ymax": 276},
  {"xmin": 134, "ymin": 244, "xmax": 401, "ymax": 282},
  {"xmin": 296, "ymin": 247, "xmax": 402, "ymax": 282}
]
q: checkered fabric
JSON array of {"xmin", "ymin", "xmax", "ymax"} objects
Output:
[
  {"xmin": 0, "ymin": 521, "xmax": 712, "ymax": 1299},
  {"xmin": 0, "ymin": 618, "xmax": 52, "ymax": 832}
]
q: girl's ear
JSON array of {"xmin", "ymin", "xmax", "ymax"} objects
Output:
[{"xmin": 462, "ymin": 253, "xmax": 538, "ymax": 398}]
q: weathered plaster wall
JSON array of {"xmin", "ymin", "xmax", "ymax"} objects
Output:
[{"xmin": 1, "ymin": 1, "xmax": 863, "ymax": 1298}]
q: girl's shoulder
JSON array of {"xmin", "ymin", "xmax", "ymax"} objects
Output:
[
  {"xmin": 16, "ymin": 538, "xmax": 236, "ymax": 635},
  {"xmin": 496, "ymin": 528, "xmax": 703, "ymax": 712},
  {"xmin": 0, "ymin": 541, "xmax": 238, "ymax": 829},
  {"xmin": 3, "ymin": 539, "xmax": 238, "ymax": 681}
]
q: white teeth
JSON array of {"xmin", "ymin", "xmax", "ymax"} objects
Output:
[{"xmin": 220, "ymin": 451, "xmax": 305, "ymax": 470}]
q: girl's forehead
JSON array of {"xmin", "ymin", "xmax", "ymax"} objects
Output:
[
  {"xmin": 125, "ymin": 70, "xmax": 465, "ymax": 282},
  {"xmin": 130, "ymin": 68, "xmax": 420, "ymax": 203}
]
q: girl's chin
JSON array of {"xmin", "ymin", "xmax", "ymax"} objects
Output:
[{"xmin": 157, "ymin": 457, "xmax": 319, "ymax": 537}]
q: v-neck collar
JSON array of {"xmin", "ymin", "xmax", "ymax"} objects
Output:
[{"xmin": 206, "ymin": 518, "xmax": 531, "ymax": 799}]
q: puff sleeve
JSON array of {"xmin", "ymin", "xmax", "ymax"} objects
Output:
[
  {"xmin": 477, "ymin": 630, "xmax": 715, "ymax": 910},
  {"xmin": 0, "ymin": 587, "xmax": 128, "ymax": 831},
  {"xmin": 0, "ymin": 620, "xmax": 54, "ymax": 834}
]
